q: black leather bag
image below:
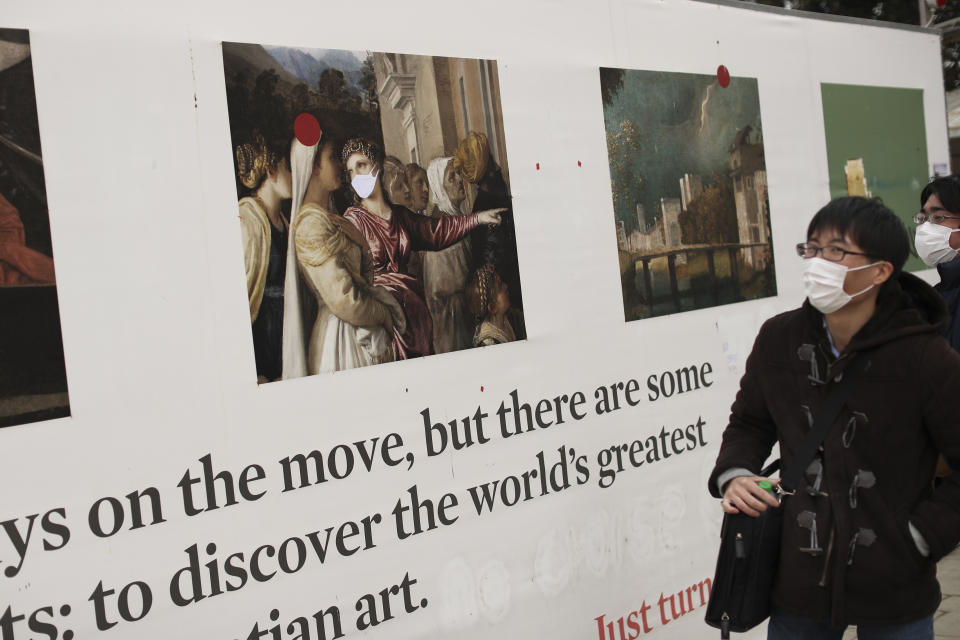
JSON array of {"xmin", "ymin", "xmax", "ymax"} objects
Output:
[
  {"xmin": 704, "ymin": 461, "xmax": 783, "ymax": 638},
  {"xmin": 704, "ymin": 356, "xmax": 866, "ymax": 638}
]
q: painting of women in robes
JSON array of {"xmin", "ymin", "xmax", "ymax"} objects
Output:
[
  {"xmin": 222, "ymin": 42, "xmax": 525, "ymax": 382},
  {"xmin": 0, "ymin": 28, "xmax": 70, "ymax": 427}
]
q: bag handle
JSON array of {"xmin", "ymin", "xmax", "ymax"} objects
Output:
[{"xmin": 779, "ymin": 355, "xmax": 868, "ymax": 494}]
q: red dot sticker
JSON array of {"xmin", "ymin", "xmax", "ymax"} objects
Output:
[
  {"xmin": 717, "ymin": 65, "xmax": 731, "ymax": 88},
  {"xmin": 536, "ymin": 162, "xmax": 540, "ymax": 170},
  {"xmin": 578, "ymin": 160, "xmax": 582, "ymax": 167},
  {"xmin": 481, "ymin": 386, "xmax": 484, "ymax": 392},
  {"xmin": 294, "ymin": 113, "xmax": 322, "ymax": 146}
]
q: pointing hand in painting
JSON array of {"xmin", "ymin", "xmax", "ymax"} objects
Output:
[{"xmin": 477, "ymin": 208, "xmax": 506, "ymax": 225}]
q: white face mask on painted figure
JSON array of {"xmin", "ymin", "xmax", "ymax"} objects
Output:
[
  {"xmin": 914, "ymin": 222, "xmax": 960, "ymax": 267},
  {"xmin": 801, "ymin": 257, "xmax": 880, "ymax": 314},
  {"xmin": 351, "ymin": 167, "xmax": 379, "ymax": 199}
]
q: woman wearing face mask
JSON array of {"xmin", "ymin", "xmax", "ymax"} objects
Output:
[
  {"xmin": 709, "ymin": 197, "xmax": 960, "ymax": 639},
  {"xmin": 340, "ymin": 137, "xmax": 504, "ymax": 360},
  {"xmin": 916, "ymin": 175, "xmax": 960, "ymax": 351}
]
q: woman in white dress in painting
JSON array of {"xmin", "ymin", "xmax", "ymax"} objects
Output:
[{"xmin": 282, "ymin": 124, "xmax": 405, "ymax": 377}]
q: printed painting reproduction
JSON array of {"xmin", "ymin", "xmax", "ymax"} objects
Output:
[
  {"xmin": 600, "ymin": 68, "xmax": 776, "ymax": 322},
  {"xmin": 222, "ymin": 43, "xmax": 523, "ymax": 383},
  {"xmin": 0, "ymin": 29, "xmax": 69, "ymax": 428},
  {"xmin": 820, "ymin": 83, "xmax": 929, "ymax": 273}
]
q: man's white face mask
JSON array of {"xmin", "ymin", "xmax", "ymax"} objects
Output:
[
  {"xmin": 801, "ymin": 257, "xmax": 880, "ymax": 314},
  {"xmin": 914, "ymin": 222, "xmax": 960, "ymax": 267},
  {"xmin": 351, "ymin": 167, "xmax": 379, "ymax": 199}
]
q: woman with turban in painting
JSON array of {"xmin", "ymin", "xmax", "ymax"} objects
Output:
[
  {"xmin": 341, "ymin": 137, "xmax": 504, "ymax": 360},
  {"xmin": 284, "ymin": 127, "xmax": 405, "ymax": 376},
  {"xmin": 235, "ymin": 133, "xmax": 293, "ymax": 383},
  {"xmin": 422, "ymin": 156, "xmax": 475, "ymax": 353}
]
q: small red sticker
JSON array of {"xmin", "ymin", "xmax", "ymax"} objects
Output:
[
  {"xmin": 536, "ymin": 163, "xmax": 540, "ymax": 170},
  {"xmin": 578, "ymin": 160, "xmax": 582, "ymax": 167},
  {"xmin": 717, "ymin": 65, "xmax": 731, "ymax": 88},
  {"xmin": 481, "ymin": 386, "xmax": 484, "ymax": 392},
  {"xmin": 294, "ymin": 113, "xmax": 322, "ymax": 146}
]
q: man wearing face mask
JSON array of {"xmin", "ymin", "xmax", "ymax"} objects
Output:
[
  {"xmin": 916, "ymin": 175, "xmax": 960, "ymax": 351},
  {"xmin": 708, "ymin": 197, "xmax": 960, "ymax": 638}
]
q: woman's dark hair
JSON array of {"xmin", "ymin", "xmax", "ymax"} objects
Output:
[
  {"xmin": 312, "ymin": 137, "xmax": 338, "ymax": 168},
  {"xmin": 921, "ymin": 175, "xmax": 960, "ymax": 214},
  {"xmin": 807, "ymin": 196, "xmax": 909, "ymax": 277}
]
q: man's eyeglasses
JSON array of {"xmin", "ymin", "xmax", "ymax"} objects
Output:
[
  {"xmin": 795, "ymin": 243, "xmax": 874, "ymax": 262},
  {"xmin": 913, "ymin": 212, "xmax": 960, "ymax": 225}
]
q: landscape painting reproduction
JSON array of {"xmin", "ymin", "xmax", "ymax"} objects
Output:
[
  {"xmin": 222, "ymin": 43, "xmax": 523, "ymax": 383},
  {"xmin": 821, "ymin": 83, "xmax": 929, "ymax": 273},
  {"xmin": 0, "ymin": 29, "xmax": 69, "ymax": 428},
  {"xmin": 0, "ymin": 29, "xmax": 70, "ymax": 427},
  {"xmin": 600, "ymin": 68, "xmax": 776, "ymax": 322}
]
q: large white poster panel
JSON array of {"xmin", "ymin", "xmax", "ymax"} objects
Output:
[{"xmin": 0, "ymin": 1, "xmax": 948, "ymax": 639}]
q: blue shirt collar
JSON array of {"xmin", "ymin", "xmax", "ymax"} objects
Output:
[{"xmin": 822, "ymin": 318, "xmax": 840, "ymax": 357}]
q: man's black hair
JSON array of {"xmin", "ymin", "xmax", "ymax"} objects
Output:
[
  {"xmin": 921, "ymin": 175, "xmax": 960, "ymax": 213},
  {"xmin": 807, "ymin": 196, "xmax": 909, "ymax": 277}
]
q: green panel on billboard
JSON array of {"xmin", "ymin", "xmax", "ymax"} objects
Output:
[{"xmin": 821, "ymin": 83, "xmax": 928, "ymax": 272}]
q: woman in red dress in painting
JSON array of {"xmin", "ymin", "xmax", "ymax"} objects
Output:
[{"xmin": 340, "ymin": 138, "xmax": 504, "ymax": 359}]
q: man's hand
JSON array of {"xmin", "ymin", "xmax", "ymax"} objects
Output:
[{"xmin": 721, "ymin": 476, "xmax": 780, "ymax": 517}]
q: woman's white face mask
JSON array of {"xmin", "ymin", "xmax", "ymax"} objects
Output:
[
  {"xmin": 914, "ymin": 221, "xmax": 960, "ymax": 267},
  {"xmin": 801, "ymin": 257, "xmax": 880, "ymax": 314},
  {"xmin": 351, "ymin": 167, "xmax": 379, "ymax": 199}
]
